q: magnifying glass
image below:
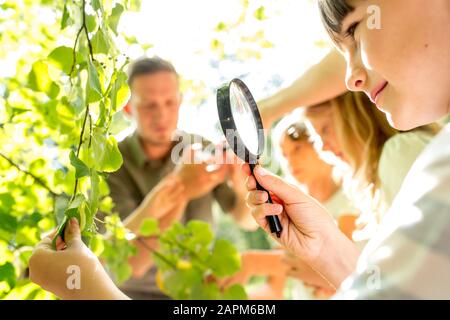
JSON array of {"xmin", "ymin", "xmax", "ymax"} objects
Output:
[{"xmin": 216, "ymin": 78, "xmax": 283, "ymax": 238}]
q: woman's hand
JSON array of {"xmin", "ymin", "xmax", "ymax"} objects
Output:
[
  {"xmin": 29, "ymin": 218, "xmax": 129, "ymax": 300},
  {"xmin": 244, "ymin": 164, "xmax": 360, "ymax": 288}
]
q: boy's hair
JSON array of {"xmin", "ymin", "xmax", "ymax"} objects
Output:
[{"xmin": 318, "ymin": 0, "xmax": 354, "ymax": 41}]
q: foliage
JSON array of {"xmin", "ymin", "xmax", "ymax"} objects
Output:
[
  {"xmin": 141, "ymin": 218, "xmax": 247, "ymax": 300},
  {"xmin": 0, "ymin": 0, "xmax": 139, "ymax": 299}
]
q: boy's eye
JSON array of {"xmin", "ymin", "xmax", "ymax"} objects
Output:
[{"xmin": 345, "ymin": 21, "xmax": 360, "ymax": 38}]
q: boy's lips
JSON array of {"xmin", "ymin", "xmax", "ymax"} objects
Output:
[{"xmin": 369, "ymin": 81, "xmax": 388, "ymax": 106}]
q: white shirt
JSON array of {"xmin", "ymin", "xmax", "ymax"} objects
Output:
[{"xmin": 335, "ymin": 122, "xmax": 450, "ymax": 299}]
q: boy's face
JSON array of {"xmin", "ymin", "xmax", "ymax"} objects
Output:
[{"xmin": 334, "ymin": 0, "xmax": 450, "ymax": 130}]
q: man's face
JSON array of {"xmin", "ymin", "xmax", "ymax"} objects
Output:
[{"xmin": 129, "ymin": 71, "xmax": 181, "ymax": 145}]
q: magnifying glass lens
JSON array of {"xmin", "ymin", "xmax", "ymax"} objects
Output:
[
  {"xmin": 217, "ymin": 79, "xmax": 283, "ymax": 238},
  {"xmin": 229, "ymin": 82, "xmax": 260, "ymax": 155}
]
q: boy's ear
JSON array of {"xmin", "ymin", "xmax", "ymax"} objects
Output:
[{"xmin": 123, "ymin": 100, "xmax": 132, "ymax": 115}]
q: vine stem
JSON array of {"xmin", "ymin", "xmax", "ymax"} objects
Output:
[
  {"xmin": 0, "ymin": 152, "xmax": 58, "ymax": 197},
  {"xmin": 136, "ymin": 237, "xmax": 177, "ymax": 269},
  {"xmin": 160, "ymin": 237, "xmax": 209, "ymax": 269},
  {"xmin": 69, "ymin": 0, "xmax": 96, "ymax": 202}
]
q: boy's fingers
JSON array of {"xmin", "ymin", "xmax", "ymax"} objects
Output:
[
  {"xmin": 253, "ymin": 166, "xmax": 304, "ymax": 204},
  {"xmin": 251, "ymin": 203, "xmax": 283, "ymax": 220}
]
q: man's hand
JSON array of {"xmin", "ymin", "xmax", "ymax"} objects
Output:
[
  {"xmin": 244, "ymin": 164, "xmax": 360, "ymax": 288},
  {"xmin": 141, "ymin": 174, "xmax": 186, "ymax": 219},
  {"xmin": 123, "ymin": 174, "xmax": 186, "ymax": 236},
  {"xmin": 174, "ymin": 146, "xmax": 228, "ymax": 200}
]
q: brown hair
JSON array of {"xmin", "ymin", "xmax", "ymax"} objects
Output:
[
  {"xmin": 127, "ymin": 57, "xmax": 178, "ymax": 86},
  {"xmin": 318, "ymin": 0, "xmax": 354, "ymax": 42}
]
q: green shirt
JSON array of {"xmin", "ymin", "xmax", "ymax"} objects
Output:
[{"xmin": 107, "ymin": 130, "xmax": 236, "ymax": 298}]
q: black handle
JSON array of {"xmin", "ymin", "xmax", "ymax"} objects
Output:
[{"xmin": 249, "ymin": 163, "xmax": 282, "ymax": 238}]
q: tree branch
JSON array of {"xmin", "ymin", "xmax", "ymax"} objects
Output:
[
  {"xmin": 136, "ymin": 237, "xmax": 177, "ymax": 269},
  {"xmin": 0, "ymin": 152, "xmax": 58, "ymax": 197}
]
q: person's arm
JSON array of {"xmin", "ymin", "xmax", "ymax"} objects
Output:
[
  {"xmin": 258, "ymin": 49, "xmax": 347, "ymax": 128},
  {"xmin": 124, "ymin": 176, "xmax": 187, "ymax": 278},
  {"xmin": 29, "ymin": 219, "xmax": 129, "ymax": 300},
  {"xmin": 108, "ymin": 171, "xmax": 186, "ymax": 278},
  {"xmin": 128, "ymin": 199, "xmax": 188, "ymax": 278},
  {"xmin": 224, "ymin": 250, "xmax": 289, "ymax": 300}
]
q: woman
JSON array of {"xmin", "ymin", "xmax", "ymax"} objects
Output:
[
  {"xmin": 246, "ymin": 0, "xmax": 450, "ymax": 298},
  {"xmin": 275, "ymin": 117, "xmax": 358, "ymax": 238},
  {"xmin": 277, "ymin": 118, "xmax": 358, "ymax": 297},
  {"xmin": 303, "ymin": 91, "xmax": 438, "ymax": 241}
]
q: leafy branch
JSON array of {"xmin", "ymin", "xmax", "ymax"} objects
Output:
[
  {"xmin": 0, "ymin": 152, "xmax": 58, "ymax": 197},
  {"xmin": 136, "ymin": 237, "xmax": 177, "ymax": 269}
]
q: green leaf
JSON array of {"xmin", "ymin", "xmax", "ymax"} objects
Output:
[
  {"xmin": 215, "ymin": 22, "xmax": 227, "ymax": 32},
  {"xmin": 222, "ymin": 284, "xmax": 247, "ymax": 300},
  {"xmin": 108, "ymin": 4, "xmax": 124, "ymax": 35},
  {"xmin": 116, "ymin": 262, "xmax": 132, "ymax": 284},
  {"xmin": 0, "ymin": 213, "xmax": 17, "ymax": 234},
  {"xmin": 86, "ymin": 14, "xmax": 97, "ymax": 33},
  {"xmin": 69, "ymin": 150, "xmax": 90, "ymax": 179},
  {"xmin": 164, "ymin": 269, "xmax": 203, "ymax": 299},
  {"xmin": 91, "ymin": 29, "xmax": 109, "ymax": 54},
  {"xmin": 86, "ymin": 60, "xmax": 102, "ymax": 103},
  {"xmin": 190, "ymin": 282, "xmax": 220, "ymax": 300},
  {"xmin": 208, "ymin": 239, "xmax": 241, "ymax": 277},
  {"xmin": 110, "ymin": 71, "xmax": 130, "ymax": 112},
  {"xmin": 88, "ymin": 169, "xmax": 100, "ymax": 217},
  {"xmin": 254, "ymin": 6, "xmax": 267, "ymax": 20},
  {"xmin": 0, "ymin": 193, "xmax": 15, "ymax": 211},
  {"xmin": 81, "ymin": 128, "xmax": 123, "ymax": 172},
  {"xmin": 61, "ymin": 4, "xmax": 70, "ymax": 29},
  {"xmin": 92, "ymin": 0, "xmax": 101, "ymax": 11},
  {"xmin": 128, "ymin": 0, "xmax": 142, "ymax": 11},
  {"xmin": 54, "ymin": 193, "xmax": 70, "ymax": 226},
  {"xmin": 48, "ymin": 82, "xmax": 60, "ymax": 99},
  {"xmin": 140, "ymin": 218, "xmax": 159, "ymax": 237},
  {"xmin": 186, "ymin": 220, "xmax": 213, "ymax": 246},
  {"xmin": 27, "ymin": 60, "xmax": 59, "ymax": 98},
  {"xmin": 63, "ymin": 195, "xmax": 86, "ymax": 224},
  {"xmin": 90, "ymin": 234, "xmax": 104, "ymax": 255},
  {"xmin": 0, "ymin": 262, "xmax": 16, "ymax": 289}
]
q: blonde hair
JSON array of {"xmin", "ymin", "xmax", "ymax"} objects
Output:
[{"xmin": 306, "ymin": 91, "xmax": 439, "ymax": 220}]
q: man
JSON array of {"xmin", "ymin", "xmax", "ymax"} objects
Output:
[{"xmin": 107, "ymin": 57, "xmax": 256, "ymax": 300}]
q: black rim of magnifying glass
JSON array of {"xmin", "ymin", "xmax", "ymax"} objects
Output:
[{"xmin": 216, "ymin": 78, "xmax": 265, "ymax": 164}]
